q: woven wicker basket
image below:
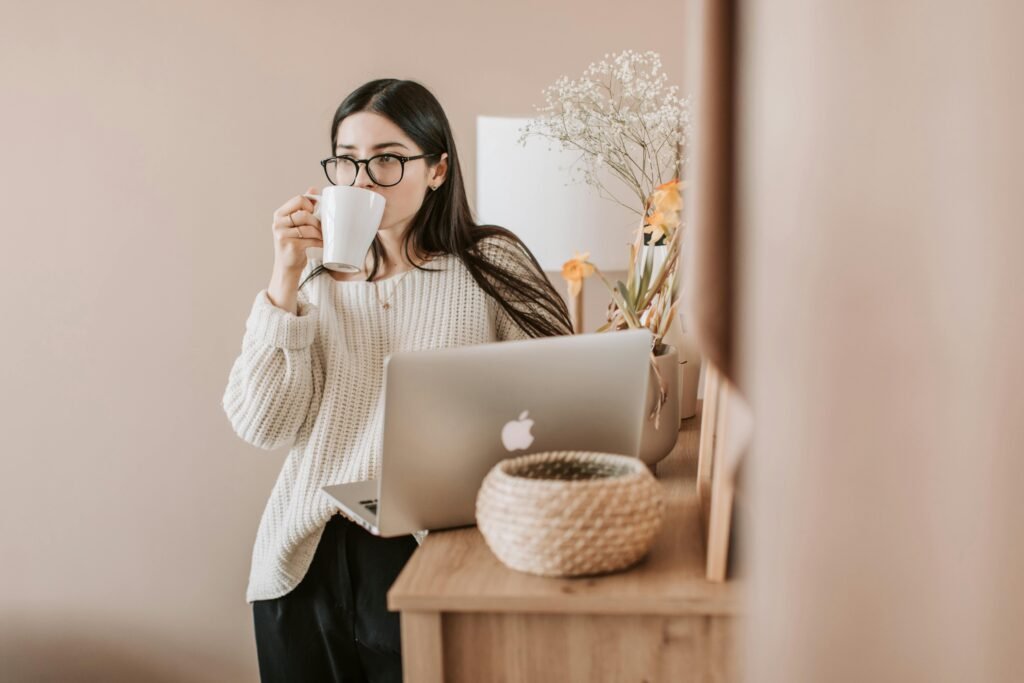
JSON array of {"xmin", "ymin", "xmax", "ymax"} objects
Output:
[{"xmin": 475, "ymin": 451, "xmax": 667, "ymax": 577}]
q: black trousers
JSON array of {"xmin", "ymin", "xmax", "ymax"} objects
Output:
[{"xmin": 252, "ymin": 514, "xmax": 418, "ymax": 683}]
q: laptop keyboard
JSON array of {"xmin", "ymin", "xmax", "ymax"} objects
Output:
[{"xmin": 360, "ymin": 499, "xmax": 378, "ymax": 515}]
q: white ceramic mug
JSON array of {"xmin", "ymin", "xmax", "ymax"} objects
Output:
[{"xmin": 303, "ymin": 186, "xmax": 386, "ymax": 272}]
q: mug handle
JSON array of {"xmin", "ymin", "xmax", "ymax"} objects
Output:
[{"xmin": 303, "ymin": 193, "xmax": 321, "ymax": 218}]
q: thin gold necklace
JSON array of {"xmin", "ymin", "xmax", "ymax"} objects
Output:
[{"xmin": 373, "ymin": 270, "xmax": 413, "ymax": 310}]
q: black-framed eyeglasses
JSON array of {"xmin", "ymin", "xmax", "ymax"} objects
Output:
[{"xmin": 320, "ymin": 152, "xmax": 441, "ymax": 187}]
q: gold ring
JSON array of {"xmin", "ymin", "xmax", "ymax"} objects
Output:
[{"xmin": 289, "ymin": 213, "xmax": 296, "ymax": 227}]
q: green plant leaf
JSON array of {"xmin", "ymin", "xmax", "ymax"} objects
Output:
[
  {"xmin": 616, "ymin": 281, "xmax": 635, "ymax": 311},
  {"xmin": 593, "ymin": 266, "xmax": 641, "ymax": 328},
  {"xmin": 637, "ymin": 230, "xmax": 682, "ymax": 312},
  {"xmin": 607, "ymin": 287, "xmax": 641, "ymax": 328},
  {"xmin": 626, "ymin": 242, "xmax": 639, "ymax": 302},
  {"xmin": 637, "ymin": 246, "xmax": 654, "ymax": 301}
]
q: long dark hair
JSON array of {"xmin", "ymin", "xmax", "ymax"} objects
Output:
[{"xmin": 298, "ymin": 79, "xmax": 573, "ymax": 338}]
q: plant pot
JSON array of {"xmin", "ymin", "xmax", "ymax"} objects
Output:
[
  {"xmin": 638, "ymin": 344, "xmax": 680, "ymax": 467},
  {"xmin": 661, "ymin": 315, "xmax": 702, "ymax": 421}
]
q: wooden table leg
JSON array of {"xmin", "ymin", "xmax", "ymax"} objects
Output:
[{"xmin": 401, "ymin": 611, "xmax": 444, "ymax": 683}]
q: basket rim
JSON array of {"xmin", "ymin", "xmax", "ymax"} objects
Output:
[{"xmin": 492, "ymin": 450, "xmax": 651, "ymax": 486}]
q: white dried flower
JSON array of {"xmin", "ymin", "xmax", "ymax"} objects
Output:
[{"xmin": 520, "ymin": 49, "xmax": 690, "ymax": 213}]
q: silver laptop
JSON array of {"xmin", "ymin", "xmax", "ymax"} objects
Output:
[{"xmin": 321, "ymin": 328, "xmax": 653, "ymax": 537}]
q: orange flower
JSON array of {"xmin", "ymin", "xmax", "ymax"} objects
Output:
[
  {"xmin": 642, "ymin": 179, "xmax": 683, "ymax": 244},
  {"xmin": 562, "ymin": 251, "xmax": 595, "ymax": 298},
  {"xmin": 651, "ymin": 178, "xmax": 683, "ymax": 215},
  {"xmin": 643, "ymin": 210, "xmax": 674, "ymax": 244}
]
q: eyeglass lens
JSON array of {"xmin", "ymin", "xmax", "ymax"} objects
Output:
[{"xmin": 326, "ymin": 156, "xmax": 404, "ymax": 186}]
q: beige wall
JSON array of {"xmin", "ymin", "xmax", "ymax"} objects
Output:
[{"xmin": 0, "ymin": 2, "xmax": 685, "ymax": 681}]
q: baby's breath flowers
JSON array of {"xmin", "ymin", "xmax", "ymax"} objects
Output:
[
  {"xmin": 527, "ymin": 51, "xmax": 691, "ymax": 426},
  {"xmin": 518, "ymin": 50, "xmax": 691, "ymax": 216},
  {"xmin": 524, "ymin": 49, "xmax": 691, "ymax": 431}
]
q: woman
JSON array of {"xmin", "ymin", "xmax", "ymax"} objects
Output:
[{"xmin": 222, "ymin": 78, "xmax": 573, "ymax": 682}]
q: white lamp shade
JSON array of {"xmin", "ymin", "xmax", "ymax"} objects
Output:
[{"xmin": 475, "ymin": 116, "xmax": 637, "ymax": 271}]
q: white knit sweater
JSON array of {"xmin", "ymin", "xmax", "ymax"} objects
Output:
[{"xmin": 222, "ymin": 236, "xmax": 558, "ymax": 602}]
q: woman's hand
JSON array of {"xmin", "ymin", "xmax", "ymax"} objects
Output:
[
  {"xmin": 266, "ymin": 187, "xmax": 323, "ymax": 314},
  {"xmin": 271, "ymin": 186, "xmax": 323, "ymax": 275}
]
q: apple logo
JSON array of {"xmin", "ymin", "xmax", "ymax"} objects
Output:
[{"xmin": 501, "ymin": 410, "xmax": 535, "ymax": 451}]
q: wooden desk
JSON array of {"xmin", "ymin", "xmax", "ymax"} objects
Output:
[{"xmin": 388, "ymin": 402, "xmax": 741, "ymax": 682}]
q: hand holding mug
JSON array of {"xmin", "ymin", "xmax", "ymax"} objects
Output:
[{"xmin": 271, "ymin": 186, "xmax": 324, "ymax": 274}]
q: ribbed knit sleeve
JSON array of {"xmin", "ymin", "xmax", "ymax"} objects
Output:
[{"xmin": 222, "ymin": 288, "xmax": 319, "ymax": 450}]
